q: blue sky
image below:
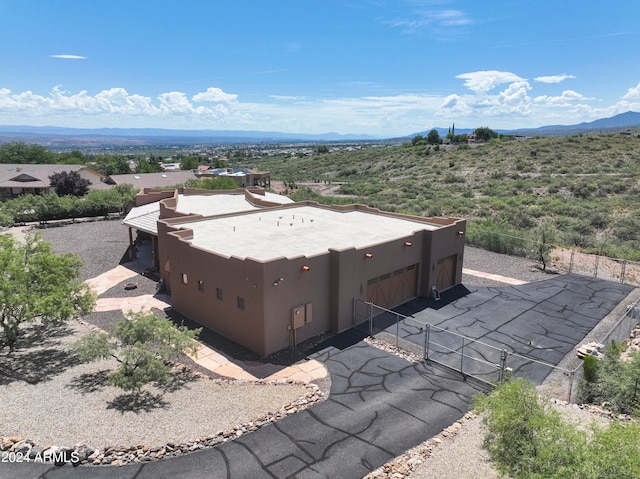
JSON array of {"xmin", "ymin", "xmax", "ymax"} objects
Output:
[{"xmin": 1, "ymin": 0, "xmax": 639, "ymax": 137}]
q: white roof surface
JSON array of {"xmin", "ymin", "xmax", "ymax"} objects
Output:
[
  {"xmin": 123, "ymin": 191, "xmax": 293, "ymax": 234},
  {"xmin": 176, "ymin": 205, "xmax": 441, "ymax": 261}
]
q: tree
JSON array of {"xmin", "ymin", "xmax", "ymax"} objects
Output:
[
  {"xmin": 134, "ymin": 155, "xmax": 162, "ymax": 173},
  {"xmin": 49, "ymin": 170, "xmax": 91, "ymax": 197},
  {"xmin": 426, "ymin": 129, "xmax": 441, "ymax": 145},
  {"xmin": 411, "ymin": 135, "xmax": 426, "ymax": 146},
  {"xmin": 0, "ymin": 141, "xmax": 58, "ymax": 164},
  {"xmin": 315, "ymin": 144, "xmax": 329, "ymax": 154},
  {"xmin": 0, "ymin": 234, "xmax": 95, "ymax": 353},
  {"xmin": 474, "ymin": 126, "xmax": 499, "ymax": 142},
  {"xmin": 184, "ymin": 176, "xmax": 238, "ymax": 190},
  {"xmin": 180, "ymin": 156, "xmax": 200, "ymax": 170},
  {"xmin": 535, "ymin": 222, "xmax": 555, "ymax": 271},
  {"xmin": 73, "ymin": 312, "xmax": 201, "ymax": 394}
]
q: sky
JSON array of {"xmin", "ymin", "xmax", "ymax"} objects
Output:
[{"xmin": 1, "ymin": 0, "xmax": 639, "ymax": 137}]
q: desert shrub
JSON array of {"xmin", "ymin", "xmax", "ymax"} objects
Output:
[
  {"xmin": 475, "ymin": 378, "xmax": 640, "ymax": 479},
  {"xmin": 587, "ymin": 344, "xmax": 640, "ymax": 414}
]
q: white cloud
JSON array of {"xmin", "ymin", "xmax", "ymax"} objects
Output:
[
  {"xmin": 455, "ymin": 71, "xmax": 525, "ymax": 94},
  {"xmin": 534, "ymin": 90, "xmax": 595, "ymax": 105},
  {"xmin": 622, "ymin": 82, "xmax": 640, "ymax": 100},
  {"xmin": 192, "ymin": 87, "xmax": 238, "ymax": 103},
  {"xmin": 49, "ymin": 54, "xmax": 87, "ymax": 60},
  {"xmin": 0, "ymin": 79, "xmax": 639, "ymax": 136},
  {"xmin": 386, "ymin": 6, "xmax": 471, "ymax": 36},
  {"xmin": 270, "ymin": 95, "xmax": 306, "ymax": 101},
  {"xmin": 534, "ymin": 74, "xmax": 576, "ymax": 84}
]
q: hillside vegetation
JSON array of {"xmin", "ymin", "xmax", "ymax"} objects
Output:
[{"xmin": 237, "ymin": 131, "xmax": 640, "ymax": 260}]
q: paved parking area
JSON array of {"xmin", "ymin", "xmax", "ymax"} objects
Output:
[{"xmin": 388, "ymin": 274, "xmax": 636, "ymax": 384}]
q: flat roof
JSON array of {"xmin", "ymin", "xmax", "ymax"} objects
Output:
[
  {"xmin": 175, "ymin": 205, "xmax": 441, "ymax": 261},
  {"xmin": 123, "ymin": 191, "xmax": 293, "ymax": 234},
  {"xmin": 175, "ymin": 191, "xmax": 292, "ymax": 216}
]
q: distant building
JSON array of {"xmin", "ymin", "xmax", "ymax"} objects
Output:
[
  {"xmin": 125, "ymin": 188, "xmax": 466, "ymax": 356},
  {"xmin": 0, "ymin": 164, "xmax": 107, "ymax": 200},
  {"xmin": 195, "ymin": 167, "xmax": 270, "ymax": 188},
  {"xmin": 108, "ymin": 171, "xmax": 197, "ymax": 189}
]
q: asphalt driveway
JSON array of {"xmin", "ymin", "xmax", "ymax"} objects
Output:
[
  {"xmin": 3, "ymin": 330, "xmax": 488, "ymax": 478},
  {"xmin": 3, "ymin": 274, "xmax": 634, "ymax": 479}
]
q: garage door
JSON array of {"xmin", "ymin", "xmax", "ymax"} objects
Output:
[
  {"xmin": 435, "ymin": 255, "xmax": 457, "ymax": 291},
  {"xmin": 367, "ymin": 264, "xmax": 418, "ymax": 309}
]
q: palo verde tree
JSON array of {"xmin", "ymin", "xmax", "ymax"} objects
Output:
[
  {"xmin": 73, "ymin": 312, "xmax": 201, "ymax": 394},
  {"xmin": 0, "ymin": 234, "xmax": 95, "ymax": 352},
  {"xmin": 49, "ymin": 170, "xmax": 92, "ymax": 197}
]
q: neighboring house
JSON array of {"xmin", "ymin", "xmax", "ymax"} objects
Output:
[
  {"xmin": 125, "ymin": 188, "xmax": 465, "ymax": 357},
  {"xmin": 0, "ymin": 164, "xmax": 107, "ymax": 200},
  {"xmin": 107, "ymin": 171, "xmax": 197, "ymax": 189},
  {"xmin": 195, "ymin": 167, "xmax": 271, "ymax": 188}
]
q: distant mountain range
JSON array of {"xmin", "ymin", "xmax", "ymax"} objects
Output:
[
  {"xmin": 0, "ymin": 125, "xmax": 378, "ymax": 147},
  {"xmin": 0, "ymin": 111, "xmax": 639, "ymax": 147},
  {"xmin": 410, "ymin": 111, "xmax": 640, "ymax": 139}
]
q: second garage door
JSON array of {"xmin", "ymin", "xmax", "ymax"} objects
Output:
[{"xmin": 366, "ymin": 264, "xmax": 418, "ymax": 310}]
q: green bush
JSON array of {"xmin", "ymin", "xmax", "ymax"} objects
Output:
[{"xmin": 475, "ymin": 378, "xmax": 640, "ymax": 479}]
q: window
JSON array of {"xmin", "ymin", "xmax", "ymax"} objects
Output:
[
  {"xmin": 216, "ymin": 288, "xmax": 223, "ymax": 301},
  {"xmin": 181, "ymin": 273, "xmax": 188, "ymax": 285},
  {"xmin": 198, "ymin": 280, "xmax": 205, "ymax": 293},
  {"xmin": 237, "ymin": 296, "xmax": 245, "ymax": 310}
]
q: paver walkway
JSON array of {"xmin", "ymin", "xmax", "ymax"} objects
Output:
[{"xmin": 84, "ymin": 263, "xmax": 327, "ymax": 384}]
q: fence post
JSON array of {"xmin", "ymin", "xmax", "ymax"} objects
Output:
[
  {"xmin": 396, "ymin": 313, "xmax": 400, "ymax": 349},
  {"xmin": 498, "ymin": 349, "xmax": 507, "ymax": 383},
  {"xmin": 568, "ymin": 370, "xmax": 575, "ymax": 403},
  {"xmin": 424, "ymin": 324, "xmax": 430, "ymax": 360},
  {"xmin": 460, "ymin": 338, "xmax": 465, "ymax": 375},
  {"xmin": 594, "ymin": 255, "xmax": 599, "ymax": 278},
  {"xmin": 569, "ymin": 251, "xmax": 574, "ymax": 273},
  {"xmin": 621, "ymin": 260, "xmax": 627, "ymax": 284},
  {"xmin": 368, "ymin": 302, "xmax": 373, "ymax": 337}
]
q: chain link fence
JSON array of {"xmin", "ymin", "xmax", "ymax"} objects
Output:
[
  {"xmin": 466, "ymin": 227, "xmax": 640, "ymax": 287},
  {"xmin": 353, "ymin": 299, "xmax": 577, "ymax": 400}
]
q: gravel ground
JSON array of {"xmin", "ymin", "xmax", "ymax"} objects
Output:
[
  {"xmin": 0, "ymin": 220, "xmax": 308, "ymax": 450},
  {"xmin": 408, "ymin": 415, "xmax": 498, "ymax": 479},
  {"xmin": 462, "ymin": 245, "xmax": 560, "ymax": 287},
  {"xmin": 0, "ymin": 321, "xmax": 307, "ymax": 449}
]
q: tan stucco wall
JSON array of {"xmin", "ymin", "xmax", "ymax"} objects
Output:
[
  {"xmin": 150, "ymin": 194, "xmax": 467, "ymax": 357},
  {"xmin": 166, "ymin": 231, "xmax": 268, "ymax": 355}
]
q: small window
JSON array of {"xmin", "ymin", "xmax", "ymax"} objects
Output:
[
  {"xmin": 181, "ymin": 273, "xmax": 188, "ymax": 285},
  {"xmin": 216, "ymin": 288, "xmax": 223, "ymax": 301},
  {"xmin": 198, "ymin": 280, "xmax": 205, "ymax": 293},
  {"xmin": 237, "ymin": 296, "xmax": 245, "ymax": 310}
]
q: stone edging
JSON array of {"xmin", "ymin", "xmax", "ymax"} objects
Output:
[
  {"xmin": 0, "ymin": 373, "xmax": 325, "ymax": 467},
  {"xmin": 364, "ymin": 411, "xmax": 475, "ymax": 478}
]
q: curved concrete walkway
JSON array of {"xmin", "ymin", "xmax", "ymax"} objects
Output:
[{"xmin": 85, "ymin": 263, "xmax": 328, "ymax": 384}]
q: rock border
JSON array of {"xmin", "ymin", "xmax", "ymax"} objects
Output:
[{"xmin": 0, "ymin": 368, "xmax": 326, "ymax": 467}]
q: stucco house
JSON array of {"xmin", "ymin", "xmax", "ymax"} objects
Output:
[
  {"xmin": 0, "ymin": 164, "xmax": 107, "ymax": 200},
  {"xmin": 124, "ymin": 188, "xmax": 466, "ymax": 356}
]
